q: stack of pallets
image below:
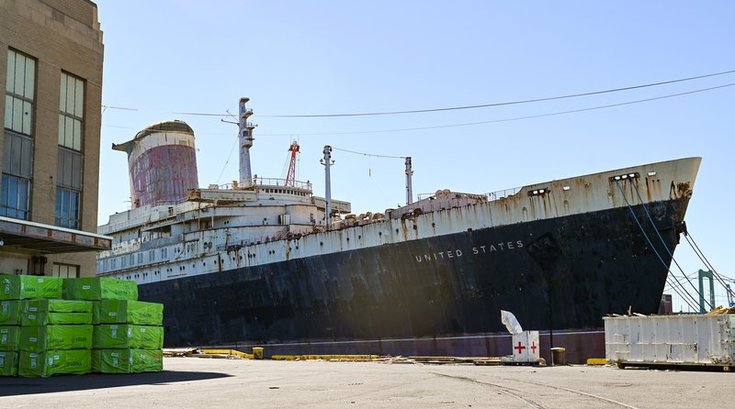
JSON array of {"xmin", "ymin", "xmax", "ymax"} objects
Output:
[
  {"xmin": 65, "ymin": 277, "xmax": 164, "ymax": 374},
  {"xmin": 0, "ymin": 275, "xmax": 164, "ymax": 377}
]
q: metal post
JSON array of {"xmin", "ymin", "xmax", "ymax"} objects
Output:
[
  {"xmin": 238, "ymin": 97, "xmax": 255, "ymax": 186},
  {"xmin": 321, "ymin": 145, "xmax": 333, "ymax": 229},
  {"xmin": 405, "ymin": 157, "xmax": 413, "ymax": 205}
]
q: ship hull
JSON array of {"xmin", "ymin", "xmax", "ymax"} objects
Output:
[{"xmin": 139, "ymin": 198, "xmax": 687, "ymax": 362}]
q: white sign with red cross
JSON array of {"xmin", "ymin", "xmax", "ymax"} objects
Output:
[{"xmin": 511, "ymin": 330, "xmax": 540, "ymax": 363}]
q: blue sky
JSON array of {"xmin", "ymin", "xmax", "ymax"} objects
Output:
[{"xmin": 94, "ymin": 1, "xmax": 734, "ymax": 311}]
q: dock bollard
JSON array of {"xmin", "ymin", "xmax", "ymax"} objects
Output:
[
  {"xmin": 253, "ymin": 347, "xmax": 264, "ymax": 359},
  {"xmin": 550, "ymin": 347, "xmax": 566, "ymax": 366}
]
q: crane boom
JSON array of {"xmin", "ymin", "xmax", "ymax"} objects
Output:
[{"xmin": 285, "ymin": 142, "xmax": 300, "ymax": 187}]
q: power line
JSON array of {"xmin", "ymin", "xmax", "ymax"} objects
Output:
[
  {"xmin": 102, "ymin": 81, "xmax": 735, "ymax": 137},
  {"xmin": 101, "ymin": 81, "xmax": 735, "ymax": 138},
  {"xmin": 262, "ymin": 69, "xmax": 735, "ymax": 118},
  {"xmin": 100, "ymin": 105, "xmax": 233, "ymax": 117},
  {"xmin": 100, "ymin": 68, "xmax": 735, "ymax": 119},
  {"xmin": 332, "ymin": 147, "xmax": 406, "ymax": 160},
  {"xmin": 254, "ymin": 82, "xmax": 735, "ymax": 137}
]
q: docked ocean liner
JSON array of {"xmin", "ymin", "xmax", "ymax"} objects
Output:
[{"xmin": 97, "ymin": 98, "xmax": 701, "ymax": 362}]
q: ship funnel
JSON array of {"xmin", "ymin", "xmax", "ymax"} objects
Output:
[
  {"xmin": 112, "ymin": 120, "xmax": 199, "ymax": 208},
  {"xmin": 238, "ymin": 97, "xmax": 256, "ymax": 186}
]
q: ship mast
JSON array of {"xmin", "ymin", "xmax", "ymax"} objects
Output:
[
  {"xmin": 321, "ymin": 145, "xmax": 333, "ymax": 229},
  {"xmin": 405, "ymin": 156, "xmax": 413, "ymax": 205},
  {"xmin": 285, "ymin": 141, "xmax": 300, "ymax": 187},
  {"xmin": 238, "ymin": 97, "xmax": 256, "ymax": 186}
]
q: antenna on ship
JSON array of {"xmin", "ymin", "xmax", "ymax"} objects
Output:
[
  {"xmin": 405, "ymin": 156, "xmax": 413, "ymax": 205},
  {"xmin": 238, "ymin": 97, "xmax": 256, "ymax": 187},
  {"xmin": 321, "ymin": 145, "xmax": 334, "ymax": 229}
]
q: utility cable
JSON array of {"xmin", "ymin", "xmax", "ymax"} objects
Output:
[
  {"xmin": 684, "ymin": 234, "xmax": 728, "ymax": 291},
  {"xmin": 614, "ymin": 181, "xmax": 699, "ymax": 310},
  {"xmin": 662, "ymin": 280, "xmax": 705, "ymax": 312},
  {"xmin": 215, "ymin": 139, "xmax": 238, "ymax": 184},
  {"xmin": 100, "ymin": 69, "xmax": 735, "ymax": 119},
  {"xmin": 254, "ymin": 82, "xmax": 735, "ymax": 137},
  {"xmin": 101, "ymin": 82, "xmax": 735, "ymax": 137},
  {"xmin": 629, "ymin": 181, "xmax": 704, "ymax": 302},
  {"xmin": 262, "ymin": 69, "xmax": 735, "ymax": 118},
  {"xmin": 332, "ymin": 146, "xmax": 406, "ymax": 160},
  {"xmin": 684, "ymin": 232, "xmax": 733, "ymax": 299}
]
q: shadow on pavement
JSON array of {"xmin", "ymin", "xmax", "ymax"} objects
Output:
[{"xmin": 0, "ymin": 370, "xmax": 232, "ymax": 396}]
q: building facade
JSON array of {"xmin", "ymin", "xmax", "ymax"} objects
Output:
[{"xmin": 0, "ymin": 0, "xmax": 110, "ymax": 277}]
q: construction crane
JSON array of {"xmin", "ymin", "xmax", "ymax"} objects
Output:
[{"xmin": 284, "ymin": 141, "xmax": 300, "ymax": 187}]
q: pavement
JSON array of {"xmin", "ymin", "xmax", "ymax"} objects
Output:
[{"xmin": 1, "ymin": 357, "xmax": 734, "ymax": 408}]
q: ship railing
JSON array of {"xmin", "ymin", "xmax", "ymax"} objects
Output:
[
  {"xmin": 416, "ymin": 186, "xmax": 521, "ymax": 202},
  {"xmin": 214, "ymin": 178, "xmax": 313, "ymax": 191},
  {"xmin": 487, "ymin": 187, "xmax": 522, "ymax": 201},
  {"xmin": 111, "ymin": 238, "xmax": 141, "ymax": 252}
]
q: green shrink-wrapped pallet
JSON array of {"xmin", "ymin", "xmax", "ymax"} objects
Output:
[
  {"xmin": 19, "ymin": 350, "xmax": 91, "ymax": 377},
  {"xmin": 0, "ymin": 300, "xmax": 20, "ymax": 324},
  {"xmin": 0, "ymin": 351, "xmax": 18, "ymax": 376},
  {"xmin": 23, "ymin": 298, "xmax": 93, "ymax": 313},
  {"xmin": 0, "ymin": 275, "xmax": 63, "ymax": 300},
  {"xmin": 93, "ymin": 324, "xmax": 163, "ymax": 349},
  {"xmin": 130, "ymin": 349, "xmax": 163, "ymax": 373},
  {"xmin": 63, "ymin": 277, "xmax": 138, "ymax": 301},
  {"xmin": 94, "ymin": 300, "xmax": 163, "ymax": 325},
  {"xmin": 19, "ymin": 325, "xmax": 93, "ymax": 352},
  {"xmin": 92, "ymin": 348, "xmax": 163, "ymax": 373},
  {"xmin": 0, "ymin": 326, "xmax": 20, "ymax": 350},
  {"xmin": 21, "ymin": 311, "xmax": 93, "ymax": 326},
  {"xmin": 91, "ymin": 348, "xmax": 130, "ymax": 374}
]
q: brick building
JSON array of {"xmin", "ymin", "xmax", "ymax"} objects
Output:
[{"xmin": 0, "ymin": 0, "xmax": 110, "ymax": 277}]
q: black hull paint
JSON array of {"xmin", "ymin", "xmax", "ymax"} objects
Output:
[{"xmin": 139, "ymin": 199, "xmax": 687, "ymax": 361}]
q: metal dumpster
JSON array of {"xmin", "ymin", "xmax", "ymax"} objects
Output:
[{"xmin": 604, "ymin": 314, "xmax": 735, "ymax": 370}]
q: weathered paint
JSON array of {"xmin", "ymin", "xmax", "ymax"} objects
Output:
[
  {"xmin": 97, "ymin": 157, "xmax": 700, "ymax": 361},
  {"xmin": 112, "ymin": 121, "xmax": 198, "ymax": 208}
]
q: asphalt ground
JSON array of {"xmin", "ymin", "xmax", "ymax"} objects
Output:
[{"xmin": 1, "ymin": 357, "xmax": 734, "ymax": 408}]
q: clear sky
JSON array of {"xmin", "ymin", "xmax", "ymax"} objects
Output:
[{"xmin": 94, "ymin": 1, "xmax": 734, "ymax": 311}]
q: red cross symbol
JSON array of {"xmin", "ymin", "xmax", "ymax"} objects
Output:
[
  {"xmin": 514, "ymin": 341, "xmax": 526, "ymax": 354},
  {"xmin": 530, "ymin": 342, "xmax": 537, "ymax": 354}
]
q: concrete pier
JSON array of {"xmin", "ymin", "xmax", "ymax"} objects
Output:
[{"xmin": 1, "ymin": 358, "xmax": 733, "ymax": 408}]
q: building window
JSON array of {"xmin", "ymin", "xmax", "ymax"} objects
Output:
[
  {"xmin": 4, "ymin": 50, "xmax": 35, "ymax": 136},
  {"xmin": 2, "ymin": 50, "xmax": 35, "ymax": 220},
  {"xmin": 56, "ymin": 72, "xmax": 84, "ymax": 229},
  {"xmin": 0, "ymin": 174, "xmax": 30, "ymax": 219},
  {"xmin": 58, "ymin": 73, "xmax": 84, "ymax": 150},
  {"xmin": 55, "ymin": 187, "xmax": 80, "ymax": 228},
  {"xmin": 53, "ymin": 263, "xmax": 79, "ymax": 278}
]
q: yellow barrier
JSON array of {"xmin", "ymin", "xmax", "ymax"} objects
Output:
[
  {"xmin": 199, "ymin": 349, "xmax": 254, "ymax": 359},
  {"xmin": 586, "ymin": 358, "xmax": 608, "ymax": 365},
  {"xmin": 270, "ymin": 354, "xmax": 380, "ymax": 361}
]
